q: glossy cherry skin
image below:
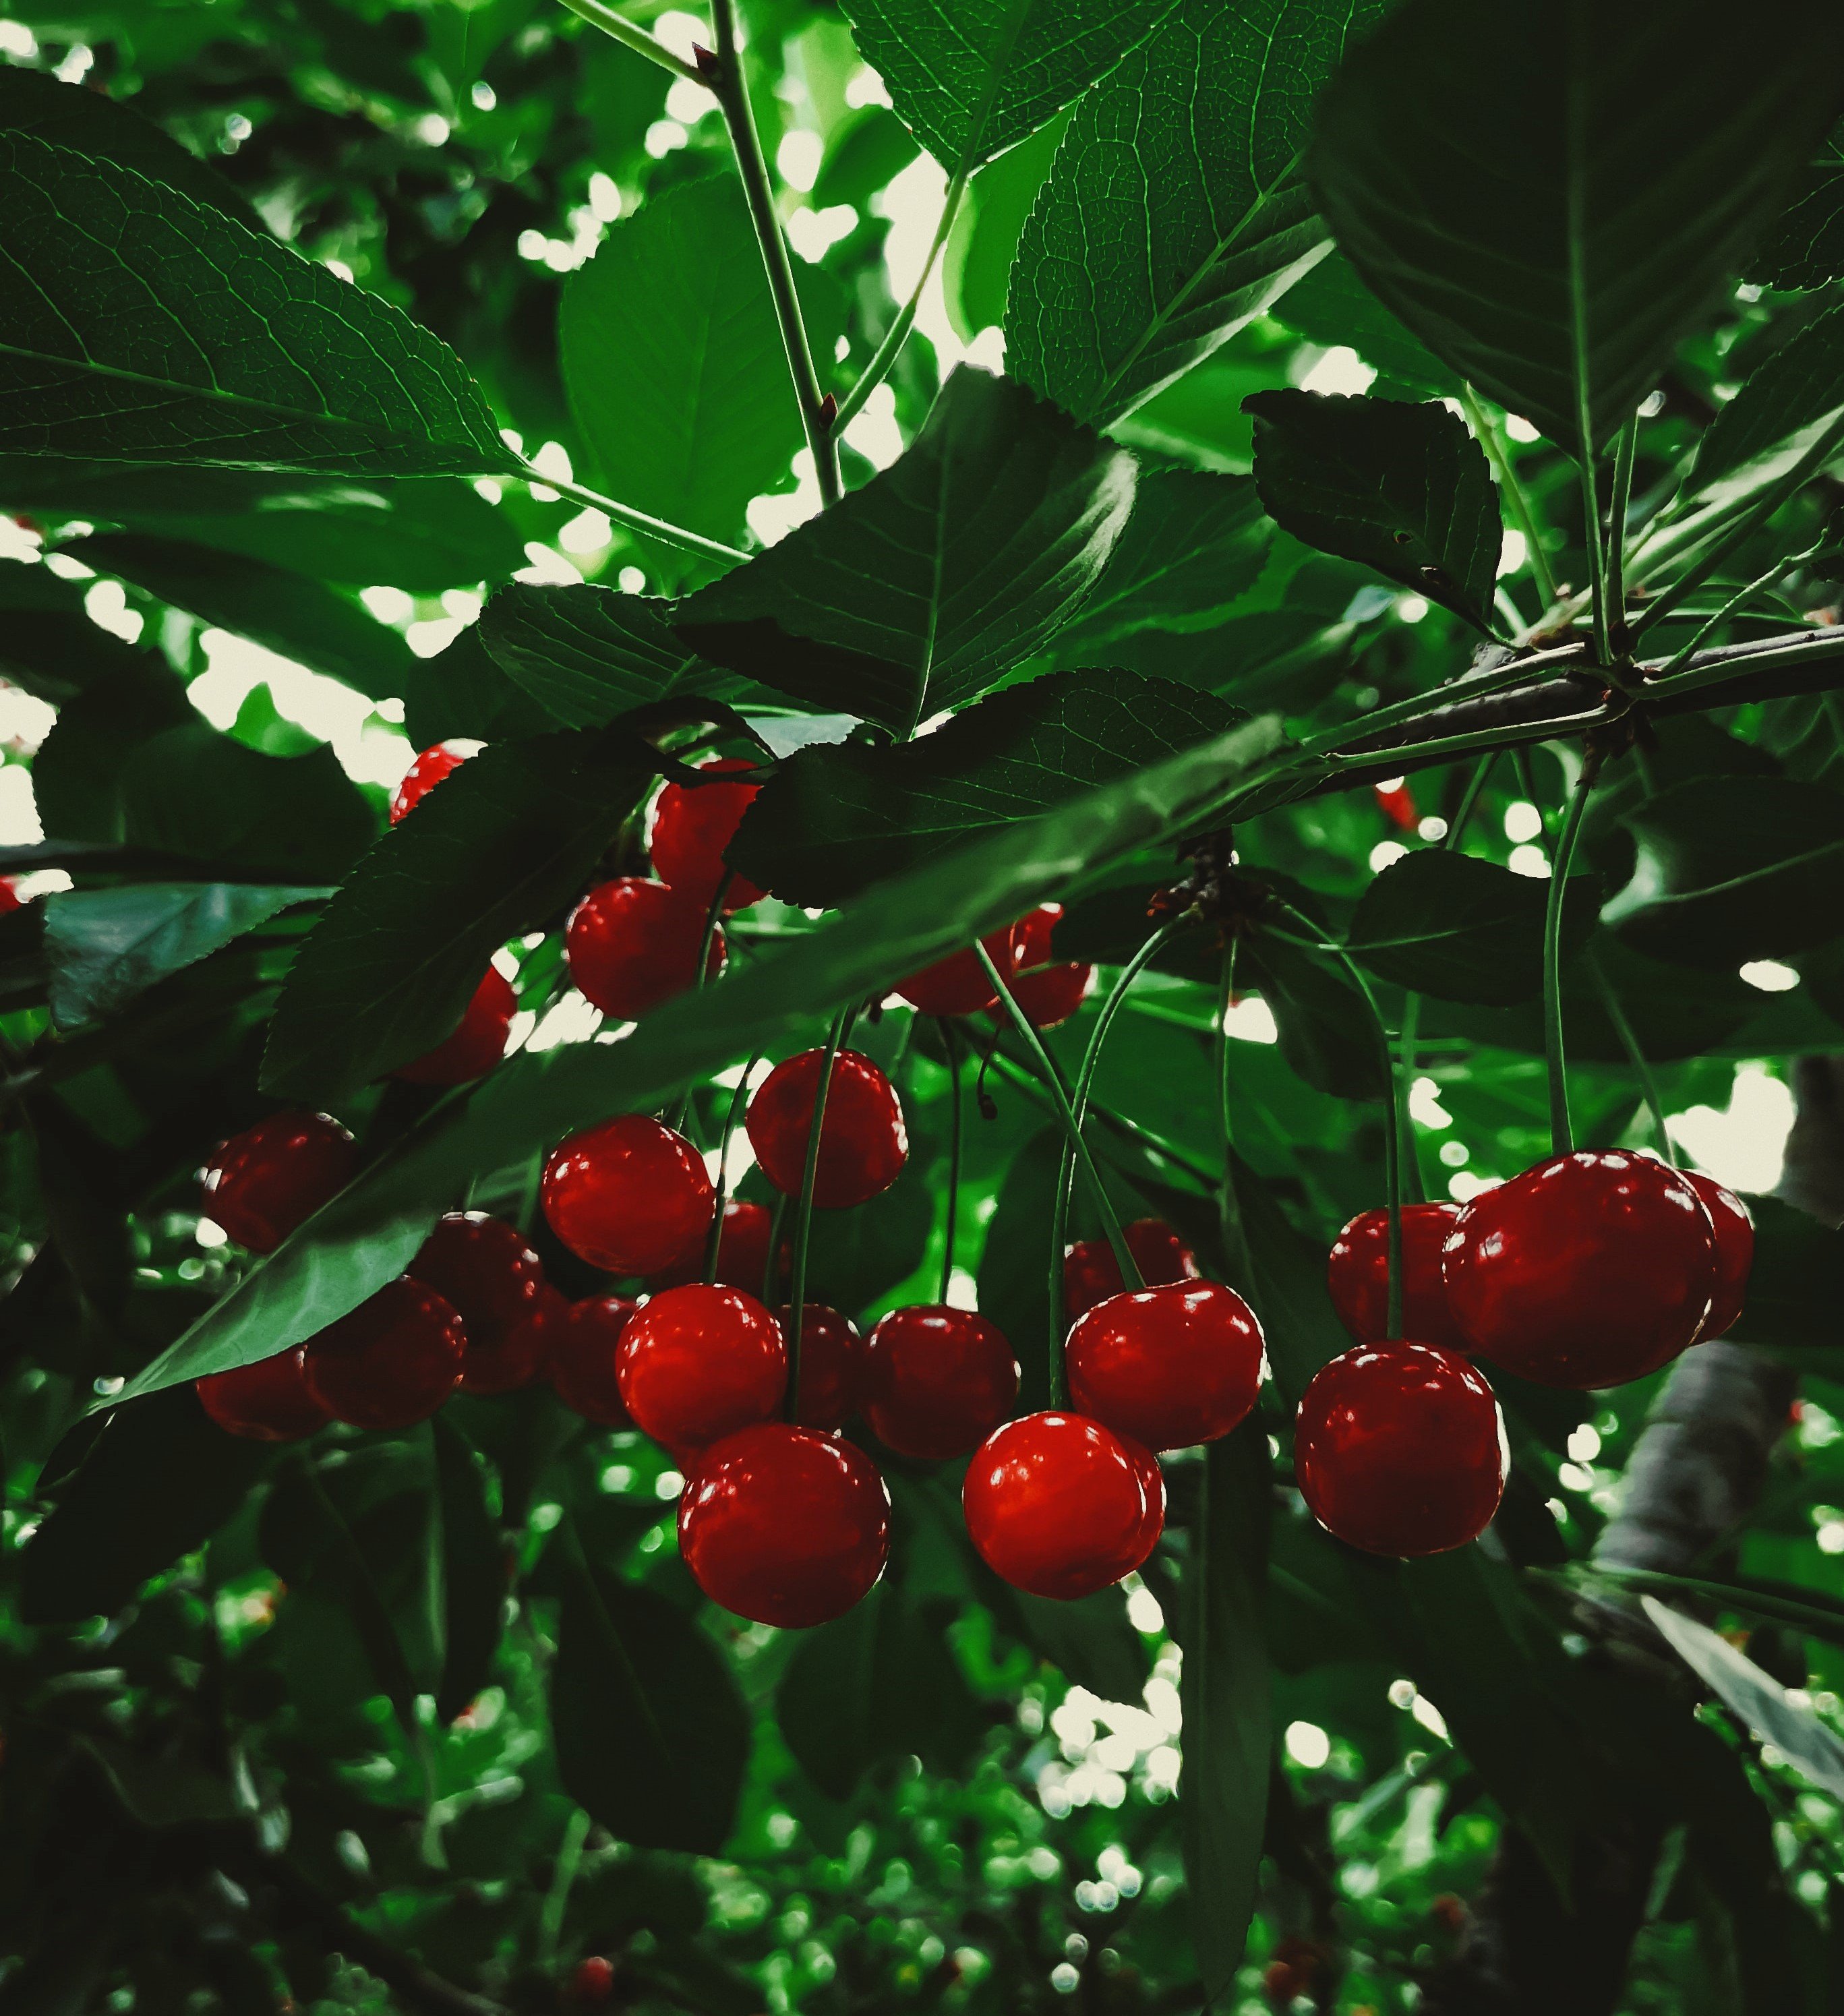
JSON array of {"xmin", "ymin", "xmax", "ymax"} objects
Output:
[
  {"xmin": 860, "ymin": 1305, "xmax": 1019, "ymax": 1461},
  {"xmin": 567, "ymin": 878, "xmax": 724, "ymax": 1021},
  {"xmin": 0, "ymin": 877, "xmax": 21, "ymax": 915},
  {"xmin": 1443, "ymin": 1151, "xmax": 1716, "ymax": 1388},
  {"xmin": 1066, "ymin": 1280, "xmax": 1266, "ymax": 1452},
  {"xmin": 390, "ymin": 739, "xmax": 480, "ymax": 824},
  {"xmin": 1063, "ymin": 1218, "xmax": 1201, "ymax": 1319},
  {"xmin": 1001, "ymin": 904, "xmax": 1093, "ymax": 1030},
  {"xmin": 301, "ymin": 1279, "xmax": 467, "ymax": 1430},
  {"xmin": 615, "ymin": 1284, "xmax": 786, "ymax": 1453},
  {"xmin": 196, "ymin": 1347, "xmax": 331, "ymax": 1442},
  {"xmin": 392, "ymin": 967, "xmax": 516, "ymax": 1086},
  {"xmin": 746, "ymin": 1048, "xmax": 908, "ymax": 1209},
  {"xmin": 201, "ymin": 1110, "xmax": 359, "ymax": 1254},
  {"xmin": 779, "ymin": 1304, "xmax": 864, "ymax": 1430},
  {"xmin": 1295, "ymin": 1340, "xmax": 1507, "ymax": 1557},
  {"xmin": 548, "ymin": 1295, "xmax": 638, "ymax": 1426},
  {"xmin": 963, "ymin": 1411, "xmax": 1164, "ymax": 1599},
  {"xmin": 1683, "ymin": 1171, "xmax": 1754, "ymax": 1341},
  {"xmin": 649, "ymin": 758, "xmax": 766, "ymax": 911},
  {"xmin": 646, "ymin": 1199, "xmax": 785, "ymax": 1295},
  {"xmin": 678, "ymin": 1421, "xmax": 889, "ymax": 1627},
  {"xmin": 407, "ymin": 1211, "xmax": 549, "ymax": 1394},
  {"xmin": 895, "ymin": 924, "xmax": 1021, "ymax": 1017},
  {"xmin": 569, "ymin": 1957, "xmax": 617, "ymax": 2008},
  {"xmin": 541, "ymin": 1115, "xmax": 714, "ymax": 1276},
  {"xmin": 1327, "ymin": 1203, "xmax": 1467, "ymax": 1353}
]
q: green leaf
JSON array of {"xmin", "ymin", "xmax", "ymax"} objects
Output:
[
  {"xmin": 0, "ymin": 553, "xmax": 158, "ymax": 702},
  {"xmin": 976, "ymin": 1127, "xmax": 1062, "ymax": 1414},
  {"xmin": 1273, "ymin": 249, "xmax": 1459, "ymax": 395},
  {"xmin": 63, "ymin": 534, "xmax": 417, "ymax": 699},
  {"xmin": 111, "ymin": 707, "xmax": 1286, "ymax": 1400},
  {"xmin": 1244, "ymin": 391, "xmax": 1501, "ymax": 629},
  {"xmin": 1309, "ymin": 0, "xmax": 1844, "ymax": 456},
  {"xmin": 1225, "ymin": 1148, "xmax": 1350, "ymax": 1406},
  {"xmin": 1643, "ymin": 1597, "xmax": 1844, "ymax": 1803},
  {"xmin": 479, "ymin": 585, "xmax": 727, "ymax": 728},
  {"xmin": 1050, "ymin": 471, "xmax": 1271, "ymax": 651},
  {"xmin": 0, "ymin": 134, "xmax": 515, "ymax": 477},
  {"xmin": 944, "ymin": 111, "xmax": 1069, "ymax": 338},
  {"xmin": 1238, "ymin": 932, "xmax": 1384, "ymax": 1102},
  {"xmin": 1346, "ymin": 852, "xmax": 1599, "ymax": 1005},
  {"xmin": 837, "ymin": 0, "xmax": 1172, "ymax": 175},
  {"xmin": 809, "ymin": 105, "xmax": 918, "ymax": 211},
  {"xmin": 1731, "ymin": 1193, "xmax": 1844, "ymax": 1359},
  {"xmin": 262, "ymin": 730, "xmax": 650, "ymax": 1104},
  {"xmin": 432, "ymin": 1415, "xmax": 506, "ymax": 1723},
  {"xmin": 678, "ymin": 369, "xmax": 1137, "ymax": 734},
  {"xmin": 550, "ymin": 1529, "xmax": 749, "ymax": 1854},
  {"xmin": 1750, "ymin": 121, "xmax": 1844, "ymax": 291},
  {"xmin": 728, "ymin": 670, "xmax": 1245, "ymax": 907},
  {"xmin": 30, "ymin": 657, "xmax": 194, "ymax": 843},
  {"xmin": 1006, "ymin": 0, "xmax": 1383, "ymax": 426},
  {"xmin": 1179, "ymin": 1425, "xmax": 1271, "ymax": 1999},
  {"xmin": 1679, "ymin": 299, "xmax": 1844, "ymax": 510},
  {"xmin": 43, "ymin": 883, "xmax": 325, "ymax": 1029},
  {"xmin": 1611, "ymin": 775, "xmax": 1844, "ymax": 970},
  {"xmin": 562, "ymin": 177, "xmax": 843, "ymax": 567}
]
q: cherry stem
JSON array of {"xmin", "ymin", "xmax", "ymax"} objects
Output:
[
  {"xmin": 978, "ymin": 943, "xmax": 1142, "ymax": 1308},
  {"xmin": 783, "ymin": 1005, "xmax": 853, "ymax": 1416},
  {"xmin": 1586, "ymin": 948, "xmax": 1673, "ymax": 1161},
  {"xmin": 1444, "ymin": 750, "xmax": 1498, "ymax": 851},
  {"xmin": 1543, "ymin": 750, "xmax": 1601, "ymax": 1156},
  {"xmin": 666, "ymin": 873, "xmax": 735, "ymax": 1137},
  {"xmin": 1605, "ymin": 413, "xmax": 1638, "ymax": 655},
  {"xmin": 703, "ymin": 1052, "xmax": 759, "ymax": 1287},
  {"xmin": 1216, "ymin": 942, "xmax": 1255, "ymax": 1295},
  {"xmin": 763, "ymin": 1191, "xmax": 787, "ymax": 1303},
  {"xmin": 1398, "ymin": 990, "xmax": 1427, "ymax": 1206},
  {"xmin": 939, "ymin": 1019, "xmax": 961, "ymax": 1306}
]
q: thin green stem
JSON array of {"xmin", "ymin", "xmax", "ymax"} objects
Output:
[
  {"xmin": 978, "ymin": 943, "xmax": 1141, "ymax": 1294},
  {"xmin": 986, "ymin": 1048, "xmax": 1216, "ymax": 1191},
  {"xmin": 707, "ymin": 0, "xmax": 840, "ymax": 506},
  {"xmin": 537, "ymin": 1809, "xmax": 593, "ymax": 1968},
  {"xmin": 762, "ymin": 1191, "xmax": 787, "ymax": 1304},
  {"xmin": 835, "ymin": 169, "xmax": 968, "ymax": 432},
  {"xmin": 1605, "ymin": 413, "xmax": 1638, "ymax": 652},
  {"xmin": 1578, "ymin": 452, "xmax": 1613, "ymax": 667},
  {"xmin": 939, "ymin": 1019, "xmax": 961, "ymax": 1305},
  {"xmin": 783, "ymin": 1007, "xmax": 852, "ymax": 1415},
  {"xmin": 1543, "ymin": 750, "xmax": 1601, "ymax": 1155},
  {"xmin": 556, "ymin": 0, "xmax": 702, "ymax": 80},
  {"xmin": 1461, "ymin": 384, "xmax": 1560, "ymax": 609},
  {"xmin": 1216, "ymin": 943, "xmax": 1254, "ymax": 1294},
  {"xmin": 704, "ymin": 1052, "xmax": 759, "ymax": 1286},
  {"xmin": 1398, "ymin": 990, "xmax": 1425, "ymax": 1206},
  {"xmin": 1653, "ymin": 541, "xmax": 1823, "ymax": 678},
  {"xmin": 668, "ymin": 874, "xmax": 734, "ymax": 1135},
  {"xmin": 1444, "ymin": 751, "xmax": 1498, "ymax": 850},
  {"xmin": 531, "ymin": 470, "xmax": 748, "ymax": 564},
  {"xmin": 1586, "ymin": 948, "xmax": 1671, "ymax": 1160}
]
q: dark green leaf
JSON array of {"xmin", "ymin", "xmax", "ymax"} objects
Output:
[
  {"xmin": 943, "ymin": 111, "xmax": 1069, "ymax": 337},
  {"xmin": 21, "ymin": 1387, "xmax": 272, "ymax": 1624},
  {"xmin": 1007, "ymin": 0, "xmax": 1383, "ymax": 426},
  {"xmin": 0, "ymin": 554, "xmax": 158, "ymax": 702},
  {"xmin": 837, "ymin": 0, "xmax": 1172, "ymax": 174},
  {"xmin": 1733, "ymin": 1193, "xmax": 1843, "ymax": 1358},
  {"xmin": 1346, "ymin": 852, "xmax": 1598, "ymax": 1005},
  {"xmin": 728, "ymin": 670, "xmax": 1247, "ymax": 907},
  {"xmin": 262, "ymin": 730, "xmax": 649, "ymax": 1104},
  {"xmin": 30, "ymin": 657, "xmax": 195, "ymax": 843},
  {"xmin": 976, "ymin": 1127, "xmax": 1062, "ymax": 1415},
  {"xmin": 400, "ymin": 624, "xmax": 559, "ymax": 749},
  {"xmin": 1612, "ymin": 775, "xmax": 1844, "ymax": 970},
  {"xmin": 1245, "ymin": 391, "xmax": 1501, "ymax": 628},
  {"xmin": 1750, "ymin": 121, "xmax": 1844, "ymax": 291},
  {"xmin": 1309, "ymin": 0, "xmax": 1844, "ymax": 456},
  {"xmin": 562, "ymin": 177, "xmax": 843, "ymax": 568},
  {"xmin": 1568, "ymin": 1564, "xmax": 1844, "ymax": 1655},
  {"xmin": 1274, "ymin": 249, "xmax": 1459, "ymax": 394},
  {"xmin": 432, "ymin": 1416, "xmax": 507, "ymax": 1723},
  {"xmin": 1224, "ymin": 1148, "xmax": 1349, "ymax": 1405},
  {"xmin": 809, "ymin": 105, "xmax": 917, "ymax": 211},
  {"xmin": 1680, "ymin": 299, "xmax": 1844, "ymax": 508},
  {"xmin": 479, "ymin": 585, "xmax": 723, "ymax": 728},
  {"xmin": 0, "ymin": 134, "xmax": 515, "ymax": 477},
  {"xmin": 1180, "ymin": 1425, "xmax": 1271, "ymax": 1999},
  {"xmin": 550, "ymin": 1531, "xmax": 748, "ymax": 1854},
  {"xmin": 1005, "ymin": 1588, "xmax": 1151, "ymax": 1704},
  {"xmin": 43, "ymin": 883, "xmax": 325, "ymax": 1029},
  {"xmin": 676, "ymin": 368, "xmax": 1137, "ymax": 734},
  {"xmin": 1238, "ymin": 932, "xmax": 1384, "ymax": 1101}
]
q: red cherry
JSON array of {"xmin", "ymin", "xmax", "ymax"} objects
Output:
[
  {"xmin": 541, "ymin": 1116, "xmax": 714, "ymax": 1276},
  {"xmin": 616, "ymin": 1284, "xmax": 785, "ymax": 1452},
  {"xmin": 1065, "ymin": 1280, "xmax": 1265, "ymax": 1452},
  {"xmin": 999, "ymin": 903, "xmax": 1092, "ymax": 1029},
  {"xmin": 645, "ymin": 1198, "xmax": 785, "ymax": 1295},
  {"xmin": 1062, "ymin": 1217, "xmax": 1201, "ymax": 1319},
  {"xmin": 1682, "ymin": 1171, "xmax": 1753, "ymax": 1341},
  {"xmin": 678, "ymin": 1421, "xmax": 889, "ymax": 1626},
  {"xmin": 963, "ymin": 1411, "xmax": 1164, "ymax": 1599},
  {"xmin": 201, "ymin": 1110, "xmax": 359, "ymax": 1255},
  {"xmin": 1295, "ymin": 1340, "xmax": 1506, "ymax": 1556},
  {"xmin": 894, "ymin": 923, "xmax": 1021, "ymax": 1017},
  {"xmin": 0, "ymin": 877, "xmax": 22, "ymax": 915},
  {"xmin": 390, "ymin": 739, "xmax": 480, "ymax": 824},
  {"xmin": 566, "ymin": 878, "xmax": 724, "ymax": 1021},
  {"xmin": 860, "ymin": 1305, "xmax": 1018, "ymax": 1460},
  {"xmin": 746, "ymin": 1049, "xmax": 908, "ymax": 1209},
  {"xmin": 1374, "ymin": 779, "xmax": 1418, "ymax": 831},
  {"xmin": 406, "ymin": 1211, "xmax": 549, "ymax": 1394},
  {"xmin": 568, "ymin": 1957, "xmax": 616, "ymax": 2007},
  {"xmin": 1327, "ymin": 1203, "xmax": 1467, "ymax": 1353},
  {"xmin": 549, "ymin": 1295, "xmax": 638, "ymax": 1425},
  {"xmin": 649, "ymin": 758, "xmax": 766, "ymax": 910},
  {"xmin": 778, "ymin": 1303, "xmax": 864, "ymax": 1430},
  {"xmin": 301, "ymin": 1278, "xmax": 467, "ymax": 1429},
  {"xmin": 1442, "ymin": 1151, "xmax": 1716, "ymax": 1388},
  {"xmin": 196, "ymin": 1348, "xmax": 331, "ymax": 1441},
  {"xmin": 392, "ymin": 966, "xmax": 517, "ymax": 1087}
]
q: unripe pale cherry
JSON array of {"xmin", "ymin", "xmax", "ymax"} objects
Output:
[{"xmin": 541, "ymin": 1115, "xmax": 714, "ymax": 1276}]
